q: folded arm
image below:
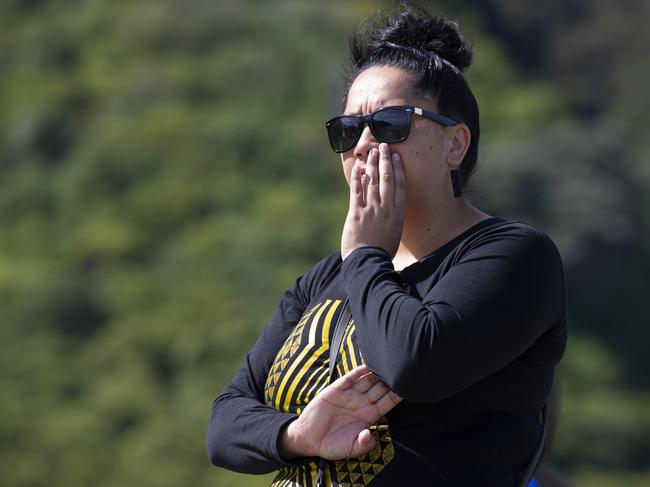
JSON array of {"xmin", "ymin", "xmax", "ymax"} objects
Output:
[
  {"xmin": 342, "ymin": 226, "xmax": 566, "ymax": 403},
  {"xmin": 205, "ymin": 259, "xmax": 330, "ymax": 473}
]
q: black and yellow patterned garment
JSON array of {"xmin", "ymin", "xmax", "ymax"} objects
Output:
[
  {"xmin": 264, "ymin": 299, "xmax": 395, "ymax": 487},
  {"xmin": 208, "ymin": 219, "xmax": 569, "ymax": 486}
]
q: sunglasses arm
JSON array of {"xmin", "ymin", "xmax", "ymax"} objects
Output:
[{"xmin": 414, "ymin": 107, "xmax": 459, "ymax": 127}]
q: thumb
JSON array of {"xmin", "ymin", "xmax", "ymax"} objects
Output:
[{"xmin": 350, "ymin": 429, "xmax": 376, "ymax": 457}]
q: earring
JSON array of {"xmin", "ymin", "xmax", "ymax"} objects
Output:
[{"xmin": 450, "ymin": 168, "xmax": 462, "ymax": 198}]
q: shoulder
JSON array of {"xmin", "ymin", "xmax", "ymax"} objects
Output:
[
  {"xmin": 293, "ymin": 250, "xmax": 343, "ymax": 304},
  {"xmin": 453, "ymin": 219, "xmax": 567, "ymax": 328},
  {"xmin": 447, "ymin": 219, "xmax": 566, "ymax": 299},
  {"xmin": 259, "ymin": 250, "xmax": 342, "ymax": 347},
  {"xmin": 462, "ymin": 219, "xmax": 563, "ymax": 266}
]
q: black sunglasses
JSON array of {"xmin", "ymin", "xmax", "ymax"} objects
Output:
[{"xmin": 325, "ymin": 105, "xmax": 459, "ymax": 153}]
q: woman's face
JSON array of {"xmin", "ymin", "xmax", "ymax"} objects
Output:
[{"xmin": 341, "ymin": 65, "xmax": 460, "ymax": 209}]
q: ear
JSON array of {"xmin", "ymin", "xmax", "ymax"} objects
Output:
[{"xmin": 446, "ymin": 124, "xmax": 471, "ymax": 168}]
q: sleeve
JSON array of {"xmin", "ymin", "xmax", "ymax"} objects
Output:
[
  {"xmin": 206, "ymin": 253, "xmax": 339, "ymax": 473},
  {"xmin": 340, "ymin": 225, "xmax": 566, "ymax": 403}
]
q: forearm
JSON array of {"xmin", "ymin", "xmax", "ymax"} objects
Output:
[
  {"xmin": 206, "ymin": 385, "xmax": 299, "ymax": 474},
  {"xmin": 341, "ymin": 248, "xmax": 457, "ymax": 401}
]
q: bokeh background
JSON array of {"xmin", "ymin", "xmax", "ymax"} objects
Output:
[{"xmin": 1, "ymin": 0, "xmax": 649, "ymax": 486}]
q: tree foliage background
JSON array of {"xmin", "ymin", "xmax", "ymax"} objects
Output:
[{"xmin": 1, "ymin": 0, "xmax": 648, "ymax": 486}]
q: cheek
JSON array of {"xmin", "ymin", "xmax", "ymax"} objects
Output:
[
  {"xmin": 341, "ymin": 154, "xmax": 354, "ymax": 185},
  {"xmin": 397, "ymin": 147, "xmax": 442, "ymax": 196}
]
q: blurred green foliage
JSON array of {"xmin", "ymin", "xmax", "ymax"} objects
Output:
[{"xmin": 0, "ymin": 0, "xmax": 648, "ymax": 486}]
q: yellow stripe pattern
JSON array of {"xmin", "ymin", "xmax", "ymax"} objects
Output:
[{"xmin": 265, "ymin": 301, "xmax": 394, "ymax": 486}]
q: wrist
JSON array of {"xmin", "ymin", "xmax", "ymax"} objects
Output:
[
  {"xmin": 278, "ymin": 418, "xmax": 310, "ymax": 460},
  {"xmin": 342, "ymin": 244, "xmax": 390, "ymax": 262}
]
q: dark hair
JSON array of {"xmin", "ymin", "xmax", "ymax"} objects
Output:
[{"xmin": 344, "ymin": 2, "xmax": 480, "ymax": 186}]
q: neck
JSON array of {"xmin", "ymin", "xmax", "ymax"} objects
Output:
[{"xmin": 392, "ymin": 198, "xmax": 490, "ymax": 271}]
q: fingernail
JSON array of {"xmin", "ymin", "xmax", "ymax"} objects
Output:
[
  {"xmin": 392, "ymin": 152, "xmax": 401, "ymax": 162},
  {"xmin": 371, "ymin": 148, "xmax": 378, "ymax": 158}
]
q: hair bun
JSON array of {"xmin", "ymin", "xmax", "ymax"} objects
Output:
[{"xmin": 353, "ymin": 3, "xmax": 473, "ymax": 72}]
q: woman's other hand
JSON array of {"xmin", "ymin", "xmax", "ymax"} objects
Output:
[
  {"xmin": 278, "ymin": 365, "xmax": 402, "ymax": 461},
  {"xmin": 341, "ymin": 143, "xmax": 406, "ymax": 261}
]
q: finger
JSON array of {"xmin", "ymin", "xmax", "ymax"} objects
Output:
[
  {"xmin": 373, "ymin": 390, "xmax": 403, "ymax": 417},
  {"xmin": 352, "ymin": 372, "xmax": 379, "ymax": 393},
  {"xmin": 365, "ymin": 380, "xmax": 389, "ymax": 403},
  {"xmin": 361, "ymin": 172, "xmax": 369, "ymax": 207},
  {"xmin": 392, "ymin": 151, "xmax": 406, "ymax": 207},
  {"xmin": 349, "ymin": 163, "xmax": 365, "ymax": 208},
  {"xmin": 378, "ymin": 143, "xmax": 394, "ymax": 205},
  {"xmin": 351, "ymin": 429, "xmax": 376, "ymax": 458},
  {"xmin": 365, "ymin": 147, "xmax": 380, "ymax": 204},
  {"xmin": 331, "ymin": 365, "xmax": 372, "ymax": 390}
]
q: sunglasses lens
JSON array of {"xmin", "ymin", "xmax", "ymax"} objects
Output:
[
  {"xmin": 327, "ymin": 117, "xmax": 361, "ymax": 153},
  {"xmin": 326, "ymin": 107, "xmax": 412, "ymax": 153},
  {"xmin": 371, "ymin": 108, "xmax": 410, "ymax": 143}
]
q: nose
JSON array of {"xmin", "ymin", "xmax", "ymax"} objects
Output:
[{"xmin": 353, "ymin": 125, "xmax": 378, "ymax": 159}]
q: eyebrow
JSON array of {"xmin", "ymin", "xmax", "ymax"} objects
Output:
[{"xmin": 343, "ymin": 104, "xmax": 388, "ymax": 116}]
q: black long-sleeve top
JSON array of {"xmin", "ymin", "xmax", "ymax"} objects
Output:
[{"xmin": 206, "ymin": 218, "xmax": 567, "ymax": 486}]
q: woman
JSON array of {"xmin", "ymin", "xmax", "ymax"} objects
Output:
[{"xmin": 206, "ymin": 3, "xmax": 567, "ymax": 486}]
